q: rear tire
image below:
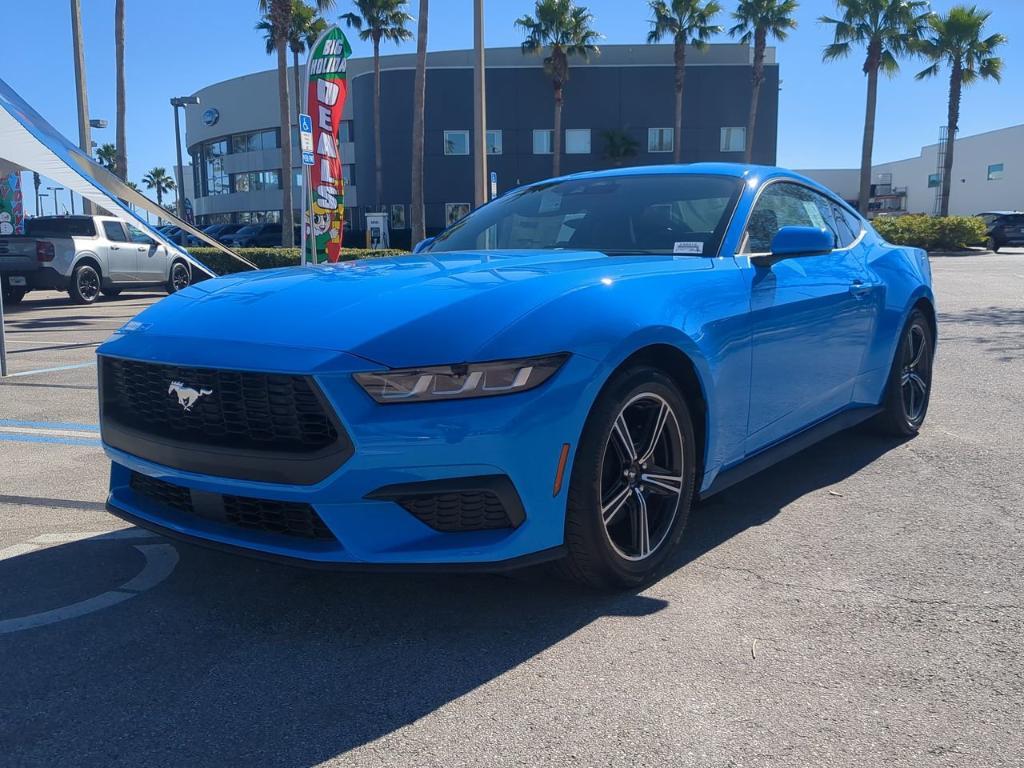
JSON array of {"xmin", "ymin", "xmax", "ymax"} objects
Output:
[
  {"xmin": 68, "ymin": 263, "xmax": 101, "ymax": 305},
  {"xmin": 988, "ymin": 237, "xmax": 1001, "ymax": 253},
  {"xmin": 166, "ymin": 260, "xmax": 191, "ymax": 294},
  {"xmin": 2, "ymin": 285, "xmax": 26, "ymax": 305},
  {"xmin": 873, "ymin": 308, "xmax": 934, "ymax": 437},
  {"xmin": 557, "ymin": 366, "xmax": 696, "ymax": 589}
]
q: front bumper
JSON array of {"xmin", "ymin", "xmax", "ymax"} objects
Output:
[{"xmin": 99, "ymin": 333, "xmax": 603, "ymax": 568}]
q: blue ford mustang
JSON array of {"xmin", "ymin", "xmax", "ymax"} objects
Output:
[{"xmin": 98, "ymin": 164, "xmax": 935, "ymax": 587}]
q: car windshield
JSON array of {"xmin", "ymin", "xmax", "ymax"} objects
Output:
[
  {"xmin": 235, "ymin": 225, "xmax": 260, "ymax": 235},
  {"xmin": 427, "ymin": 174, "xmax": 743, "ymax": 256}
]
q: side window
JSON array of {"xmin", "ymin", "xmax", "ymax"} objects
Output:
[
  {"xmin": 742, "ymin": 183, "xmax": 839, "ymax": 254},
  {"xmin": 127, "ymin": 224, "xmax": 155, "ymax": 245},
  {"xmin": 102, "ymin": 221, "xmax": 129, "ymax": 242},
  {"xmin": 832, "ymin": 204, "xmax": 863, "ymax": 248}
]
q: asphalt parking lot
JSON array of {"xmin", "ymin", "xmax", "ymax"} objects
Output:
[{"xmin": 1, "ymin": 253, "xmax": 1022, "ymax": 767}]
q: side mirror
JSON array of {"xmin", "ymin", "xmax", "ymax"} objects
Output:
[
  {"xmin": 753, "ymin": 226, "xmax": 834, "ymax": 267},
  {"xmin": 412, "ymin": 236, "xmax": 435, "ymax": 254}
]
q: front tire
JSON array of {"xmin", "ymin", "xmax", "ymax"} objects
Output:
[
  {"xmin": 558, "ymin": 366, "xmax": 696, "ymax": 589},
  {"xmin": 988, "ymin": 237, "xmax": 1001, "ymax": 253},
  {"xmin": 68, "ymin": 263, "xmax": 101, "ymax": 305},
  {"xmin": 873, "ymin": 308, "xmax": 934, "ymax": 437},
  {"xmin": 166, "ymin": 260, "xmax": 191, "ymax": 294}
]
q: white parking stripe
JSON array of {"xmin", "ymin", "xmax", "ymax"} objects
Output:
[{"xmin": 0, "ymin": 425, "xmax": 100, "ymax": 439}]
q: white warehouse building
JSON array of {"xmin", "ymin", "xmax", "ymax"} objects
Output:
[{"xmin": 801, "ymin": 123, "xmax": 1023, "ymax": 217}]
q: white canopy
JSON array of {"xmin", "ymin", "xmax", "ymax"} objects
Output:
[{"xmin": 0, "ymin": 77, "xmax": 256, "ymax": 275}]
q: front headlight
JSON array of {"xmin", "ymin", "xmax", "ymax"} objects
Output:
[{"xmin": 354, "ymin": 353, "xmax": 569, "ymax": 403}]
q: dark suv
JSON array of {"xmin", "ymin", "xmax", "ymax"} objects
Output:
[{"xmin": 977, "ymin": 212, "xmax": 1024, "ymax": 252}]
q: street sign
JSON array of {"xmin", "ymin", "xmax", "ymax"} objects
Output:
[
  {"xmin": 490, "ymin": 171, "xmax": 497, "ymax": 200},
  {"xmin": 298, "ymin": 112, "xmax": 314, "ymax": 153},
  {"xmin": 302, "ymin": 150, "xmax": 315, "ymax": 166}
]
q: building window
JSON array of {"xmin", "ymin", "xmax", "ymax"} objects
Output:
[
  {"xmin": 445, "ymin": 203, "xmax": 471, "ymax": 226},
  {"xmin": 444, "ymin": 130, "xmax": 470, "ymax": 156},
  {"xmin": 390, "ymin": 204, "xmax": 407, "ymax": 229},
  {"xmin": 487, "ymin": 129, "xmax": 503, "ymax": 155},
  {"xmin": 720, "ymin": 127, "xmax": 746, "ymax": 153},
  {"xmin": 341, "ymin": 164, "xmax": 354, "ymax": 185},
  {"xmin": 235, "ymin": 210, "xmax": 281, "ymax": 224},
  {"xmin": 230, "ymin": 169, "xmax": 282, "ymax": 194},
  {"xmin": 927, "ymin": 173, "xmax": 941, "ymax": 188},
  {"xmin": 565, "ymin": 129, "xmax": 591, "ymax": 154},
  {"xmin": 987, "ymin": 163, "xmax": 1004, "ymax": 181},
  {"xmin": 648, "ymin": 128, "xmax": 673, "ymax": 154},
  {"xmin": 200, "ymin": 138, "xmax": 229, "ymax": 196},
  {"xmin": 230, "ymin": 129, "xmax": 279, "ymax": 154},
  {"xmin": 533, "ymin": 129, "xmax": 553, "ymax": 155},
  {"xmin": 339, "ymin": 120, "xmax": 354, "ymax": 143}
]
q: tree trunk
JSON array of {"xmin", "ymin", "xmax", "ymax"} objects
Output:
[
  {"xmin": 411, "ymin": 0, "xmax": 428, "ymax": 244},
  {"xmin": 673, "ymin": 38, "xmax": 685, "ymax": 163},
  {"xmin": 276, "ymin": 33, "xmax": 295, "ymax": 247},
  {"xmin": 552, "ymin": 84, "xmax": 563, "ymax": 177},
  {"xmin": 939, "ymin": 63, "xmax": 962, "ymax": 218},
  {"xmin": 744, "ymin": 29, "xmax": 766, "ymax": 164},
  {"xmin": 373, "ymin": 37, "xmax": 383, "ymax": 210},
  {"xmin": 858, "ymin": 55, "xmax": 880, "ymax": 215},
  {"xmin": 70, "ymin": 0, "xmax": 94, "ymax": 214},
  {"xmin": 114, "ymin": 0, "xmax": 127, "ymax": 180}
]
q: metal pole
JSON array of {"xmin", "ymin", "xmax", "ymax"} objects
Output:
[
  {"xmin": 472, "ymin": 0, "xmax": 487, "ymax": 208},
  {"xmin": 70, "ymin": 0, "xmax": 94, "ymax": 215},
  {"xmin": 173, "ymin": 104, "xmax": 185, "ymax": 220}
]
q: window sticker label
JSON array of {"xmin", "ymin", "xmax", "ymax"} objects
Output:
[{"xmin": 673, "ymin": 241, "xmax": 704, "ymax": 254}]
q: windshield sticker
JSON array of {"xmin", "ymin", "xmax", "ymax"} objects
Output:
[
  {"xmin": 537, "ymin": 191, "xmax": 562, "ymax": 214},
  {"xmin": 673, "ymin": 241, "xmax": 704, "ymax": 254}
]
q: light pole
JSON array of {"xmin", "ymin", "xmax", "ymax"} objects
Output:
[
  {"xmin": 46, "ymin": 187, "xmax": 64, "ymax": 216},
  {"xmin": 472, "ymin": 0, "xmax": 487, "ymax": 208},
  {"xmin": 170, "ymin": 96, "xmax": 200, "ymax": 220},
  {"xmin": 70, "ymin": 0, "xmax": 94, "ymax": 215},
  {"xmin": 37, "ymin": 192, "xmax": 49, "ymax": 218}
]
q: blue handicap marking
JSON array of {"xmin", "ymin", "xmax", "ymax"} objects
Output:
[
  {"xmin": 302, "ymin": 151, "xmax": 315, "ymax": 166},
  {"xmin": 299, "ymin": 113, "xmax": 313, "ymax": 134}
]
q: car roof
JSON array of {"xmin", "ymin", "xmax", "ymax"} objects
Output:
[{"xmin": 978, "ymin": 210, "xmax": 1022, "ymax": 216}]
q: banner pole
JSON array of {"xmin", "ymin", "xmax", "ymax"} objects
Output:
[{"xmin": 0, "ymin": 286, "xmax": 8, "ymax": 377}]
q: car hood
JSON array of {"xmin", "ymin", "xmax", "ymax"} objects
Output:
[{"xmin": 111, "ymin": 250, "xmax": 702, "ymax": 368}]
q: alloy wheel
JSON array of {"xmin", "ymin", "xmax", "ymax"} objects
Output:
[
  {"xmin": 599, "ymin": 393, "xmax": 684, "ymax": 562},
  {"xmin": 900, "ymin": 323, "xmax": 929, "ymax": 424},
  {"xmin": 77, "ymin": 268, "xmax": 99, "ymax": 302},
  {"xmin": 171, "ymin": 263, "xmax": 190, "ymax": 292}
]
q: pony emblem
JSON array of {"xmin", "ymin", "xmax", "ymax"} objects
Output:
[{"xmin": 168, "ymin": 381, "xmax": 213, "ymax": 412}]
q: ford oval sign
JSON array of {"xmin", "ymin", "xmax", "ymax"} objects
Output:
[{"xmin": 202, "ymin": 108, "xmax": 219, "ymax": 126}]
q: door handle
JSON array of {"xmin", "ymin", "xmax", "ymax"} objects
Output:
[
  {"xmin": 110, "ymin": 245, "xmax": 120, "ymax": 250},
  {"xmin": 849, "ymin": 279, "xmax": 871, "ymax": 298}
]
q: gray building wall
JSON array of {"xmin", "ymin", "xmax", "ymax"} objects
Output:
[{"xmin": 185, "ymin": 44, "xmax": 779, "ymax": 235}]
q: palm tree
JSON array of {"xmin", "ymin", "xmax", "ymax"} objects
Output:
[
  {"xmin": 730, "ymin": 0, "xmax": 798, "ymax": 163},
  {"xmin": 411, "ymin": 0, "xmax": 428, "ymax": 244},
  {"xmin": 341, "ymin": 0, "xmax": 413, "ymax": 210},
  {"xmin": 647, "ymin": 1, "xmax": 721, "ymax": 164},
  {"xmin": 95, "ymin": 143, "xmax": 117, "ymax": 171},
  {"xmin": 915, "ymin": 5, "xmax": 1005, "ymax": 217},
  {"xmin": 257, "ymin": 3, "xmax": 328, "ymax": 121},
  {"xmin": 258, "ymin": 0, "xmax": 336, "ymax": 247},
  {"xmin": 602, "ymin": 129, "xmax": 639, "ymax": 167},
  {"xmin": 114, "ymin": 0, "xmax": 127, "ymax": 180},
  {"xmin": 820, "ymin": 0, "xmax": 930, "ymax": 214},
  {"xmin": 516, "ymin": 0, "xmax": 602, "ymax": 177},
  {"xmin": 143, "ymin": 168, "xmax": 176, "ymax": 216}
]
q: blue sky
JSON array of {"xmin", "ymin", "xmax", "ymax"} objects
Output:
[{"xmin": 4, "ymin": 0, "xmax": 1022, "ymax": 214}]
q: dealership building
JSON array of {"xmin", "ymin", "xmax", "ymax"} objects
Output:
[
  {"xmin": 182, "ymin": 43, "xmax": 779, "ymax": 239},
  {"xmin": 800, "ymin": 123, "xmax": 1023, "ymax": 217}
]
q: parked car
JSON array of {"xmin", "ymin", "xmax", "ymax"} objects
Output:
[
  {"xmin": 0, "ymin": 215, "xmax": 192, "ymax": 305},
  {"xmin": 201, "ymin": 223, "xmax": 246, "ymax": 242},
  {"xmin": 99, "ymin": 164, "xmax": 936, "ymax": 588},
  {"xmin": 976, "ymin": 211, "xmax": 1024, "ymax": 252},
  {"xmin": 221, "ymin": 223, "xmax": 283, "ymax": 248}
]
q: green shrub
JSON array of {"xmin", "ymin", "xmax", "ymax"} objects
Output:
[
  {"xmin": 872, "ymin": 215, "xmax": 987, "ymax": 251},
  {"xmin": 185, "ymin": 246, "xmax": 409, "ymax": 275}
]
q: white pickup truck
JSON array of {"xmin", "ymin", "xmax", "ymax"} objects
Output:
[{"xmin": 0, "ymin": 215, "xmax": 191, "ymax": 305}]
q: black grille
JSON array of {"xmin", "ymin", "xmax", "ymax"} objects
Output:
[
  {"xmin": 398, "ymin": 491, "xmax": 514, "ymax": 532},
  {"xmin": 130, "ymin": 472, "xmax": 336, "ymax": 541},
  {"xmin": 103, "ymin": 358, "xmax": 338, "ymax": 453}
]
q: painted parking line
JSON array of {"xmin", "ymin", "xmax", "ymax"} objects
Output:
[
  {"xmin": 0, "ymin": 420, "xmax": 102, "ymax": 447},
  {"xmin": 0, "ymin": 529, "xmax": 178, "ymax": 635},
  {"xmin": 2, "ymin": 361, "xmax": 97, "ymax": 378}
]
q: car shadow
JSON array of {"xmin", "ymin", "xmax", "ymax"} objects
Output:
[{"xmin": 0, "ymin": 429, "xmax": 904, "ymax": 766}]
